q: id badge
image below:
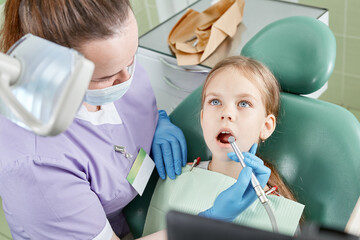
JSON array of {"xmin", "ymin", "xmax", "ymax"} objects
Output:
[{"xmin": 127, "ymin": 148, "xmax": 155, "ymax": 196}]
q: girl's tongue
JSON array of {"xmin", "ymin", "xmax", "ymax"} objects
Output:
[{"xmin": 217, "ymin": 132, "xmax": 233, "ymax": 144}]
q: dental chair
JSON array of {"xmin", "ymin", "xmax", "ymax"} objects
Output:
[{"xmin": 126, "ymin": 16, "xmax": 360, "ymax": 237}]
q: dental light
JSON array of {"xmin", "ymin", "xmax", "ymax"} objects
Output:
[{"xmin": 0, "ymin": 34, "xmax": 94, "ymax": 136}]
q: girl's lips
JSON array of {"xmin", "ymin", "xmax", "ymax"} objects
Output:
[
  {"xmin": 216, "ymin": 140, "xmax": 232, "ymax": 148},
  {"xmin": 216, "ymin": 129, "xmax": 235, "ymax": 145}
]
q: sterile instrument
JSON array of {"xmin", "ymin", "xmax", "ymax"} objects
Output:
[
  {"xmin": 0, "ymin": 34, "xmax": 94, "ymax": 136},
  {"xmin": 228, "ymin": 136, "xmax": 279, "ymax": 233}
]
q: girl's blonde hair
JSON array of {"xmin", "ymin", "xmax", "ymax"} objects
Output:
[
  {"xmin": 0, "ymin": 0, "xmax": 132, "ymax": 52},
  {"xmin": 201, "ymin": 56, "xmax": 296, "ymax": 201}
]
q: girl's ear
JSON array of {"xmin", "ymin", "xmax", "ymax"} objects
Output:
[{"xmin": 260, "ymin": 114, "xmax": 276, "ymax": 141}]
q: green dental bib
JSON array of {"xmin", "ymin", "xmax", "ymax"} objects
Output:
[{"xmin": 143, "ymin": 165, "xmax": 304, "ymax": 236}]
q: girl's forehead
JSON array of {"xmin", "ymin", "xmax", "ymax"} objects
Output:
[
  {"xmin": 204, "ymin": 67, "xmax": 266, "ymax": 105},
  {"xmin": 209, "ymin": 67, "xmax": 264, "ymax": 91},
  {"xmin": 206, "ymin": 68, "xmax": 253, "ymax": 89}
]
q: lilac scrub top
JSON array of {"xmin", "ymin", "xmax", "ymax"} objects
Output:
[{"xmin": 0, "ymin": 60, "xmax": 158, "ymax": 239}]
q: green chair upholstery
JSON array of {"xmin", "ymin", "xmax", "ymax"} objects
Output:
[
  {"xmin": 240, "ymin": 16, "xmax": 360, "ymax": 230},
  {"xmin": 241, "ymin": 16, "xmax": 336, "ymax": 95},
  {"xmin": 124, "ymin": 16, "xmax": 360, "ymax": 237}
]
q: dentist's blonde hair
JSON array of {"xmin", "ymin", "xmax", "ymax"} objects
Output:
[{"xmin": 201, "ymin": 56, "xmax": 296, "ymax": 202}]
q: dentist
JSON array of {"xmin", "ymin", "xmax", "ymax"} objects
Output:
[{"xmin": 0, "ymin": 0, "xmax": 185, "ymax": 239}]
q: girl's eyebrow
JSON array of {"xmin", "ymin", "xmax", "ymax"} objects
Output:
[
  {"xmin": 204, "ymin": 92, "xmax": 220, "ymax": 98},
  {"xmin": 236, "ymin": 93, "xmax": 260, "ymax": 105},
  {"xmin": 235, "ymin": 93, "xmax": 257, "ymax": 100},
  {"xmin": 206, "ymin": 92, "xmax": 256, "ymax": 99}
]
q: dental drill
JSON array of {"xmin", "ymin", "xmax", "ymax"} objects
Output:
[{"xmin": 228, "ymin": 136, "xmax": 279, "ymax": 233}]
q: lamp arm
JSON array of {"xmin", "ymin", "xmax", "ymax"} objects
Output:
[{"xmin": 0, "ymin": 52, "xmax": 21, "ymax": 85}]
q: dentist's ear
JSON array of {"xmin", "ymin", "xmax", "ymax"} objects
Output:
[{"xmin": 260, "ymin": 114, "xmax": 276, "ymax": 141}]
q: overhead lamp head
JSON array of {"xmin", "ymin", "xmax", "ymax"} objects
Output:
[{"xmin": 0, "ymin": 34, "xmax": 94, "ymax": 136}]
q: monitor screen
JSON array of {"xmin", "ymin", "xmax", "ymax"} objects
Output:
[
  {"xmin": 166, "ymin": 210, "xmax": 291, "ymax": 240},
  {"xmin": 166, "ymin": 211, "xmax": 358, "ymax": 240}
]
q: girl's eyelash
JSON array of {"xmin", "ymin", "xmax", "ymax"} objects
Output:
[
  {"xmin": 239, "ymin": 100, "xmax": 252, "ymax": 107},
  {"xmin": 208, "ymin": 98, "xmax": 220, "ymax": 105},
  {"xmin": 205, "ymin": 98, "xmax": 252, "ymax": 107}
]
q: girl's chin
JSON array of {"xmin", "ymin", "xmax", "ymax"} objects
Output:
[
  {"xmin": 211, "ymin": 149, "xmax": 233, "ymax": 160},
  {"xmin": 216, "ymin": 140, "xmax": 232, "ymax": 149}
]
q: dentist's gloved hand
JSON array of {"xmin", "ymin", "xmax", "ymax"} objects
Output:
[
  {"xmin": 228, "ymin": 143, "xmax": 270, "ymax": 189},
  {"xmin": 198, "ymin": 144, "xmax": 270, "ymax": 222},
  {"xmin": 151, "ymin": 110, "xmax": 187, "ymax": 180}
]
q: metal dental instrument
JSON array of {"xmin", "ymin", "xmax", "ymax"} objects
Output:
[
  {"xmin": 228, "ymin": 136, "xmax": 268, "ymax": 204},
  {"xmin": 228, "ymin": 136, "xmax": 278, "ymax": 232}
]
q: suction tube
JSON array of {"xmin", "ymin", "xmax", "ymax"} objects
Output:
[
  {"xmin": 263, "ymin": 201, "xmax": 279, "ymax": 232},
  {"xmin": 228, "ymin": 136, "xmax": 278, "ymax": 232}
]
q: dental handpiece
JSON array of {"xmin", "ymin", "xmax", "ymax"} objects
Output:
[{"xmin": 228, "ymin": 136, "xmax": 268, "ymax": 204}]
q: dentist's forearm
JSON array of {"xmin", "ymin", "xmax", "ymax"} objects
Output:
[{"xmin": 138, "ymin": 230, "xmax": 167, "ymax": 240}]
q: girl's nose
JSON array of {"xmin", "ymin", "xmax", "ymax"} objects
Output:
[
  {"xmin": 221, "ymin": 106, "xmax": 235, "ymax": 121},
  {"xmin": 221, "ymin": 115, "xmax": 232, "ymax": 121}
]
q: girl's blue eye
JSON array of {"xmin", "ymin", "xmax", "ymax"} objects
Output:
[
  {"xmin": 210, "ymin": 99, "xmax": 221, "ymax": 106},
  {"xmin": 239, "ymin": 101, "xmax": 250, "ymax": 108}
]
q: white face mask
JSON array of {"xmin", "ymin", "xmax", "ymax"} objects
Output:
[{"xmin": 84, "ymin": 56, "xmax": 136, "ymax": 106}]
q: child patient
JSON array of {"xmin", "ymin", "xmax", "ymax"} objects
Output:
[
  {"xmin": 199, "ymin": 55, "xmax": 294, "ymax": 199},
  {"xmin": 143, "ymin": 56, "xmax": 304, "ymax": 236}
]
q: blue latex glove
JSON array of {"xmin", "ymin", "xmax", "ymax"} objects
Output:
[
  {"xmin": 198, "ymin": 144, "xmax": 271, "ymax": 222},
  {"xmin": 151, "ymin": 110, "xmax": 187, "ymax": 180}
]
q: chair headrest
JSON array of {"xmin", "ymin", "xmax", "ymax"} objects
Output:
[{"xmin": 241, "ymin": 16, "xmax": 336, "ymax": 95}]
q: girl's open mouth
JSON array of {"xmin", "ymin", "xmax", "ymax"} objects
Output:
[{"xmin": 217, "ymin": 131, "xmax": 235, "ymax": 144}]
